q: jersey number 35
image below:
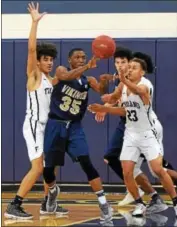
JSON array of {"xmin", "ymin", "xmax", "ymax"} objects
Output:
[{"xmin": 59, "ymin": 96, "xmax": 81, "ymax": 115}]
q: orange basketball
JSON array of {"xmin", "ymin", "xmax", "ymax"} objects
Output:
[{"xmin": 92, "ymin": 35, "xmax": 116, "ymax": 59}]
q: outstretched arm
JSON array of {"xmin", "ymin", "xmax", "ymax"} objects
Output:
[
  {"xmin": 27, "ymin": 2, "xmax": 46, "ymax": 77},
  {"xmin": 55, "ymin": 57, "xmax": 98, "ymax": 81},
  {"xmin": 88, "ymin": 103, "xmax": 126, "ymax": 116},
  {"xmin": 101, "ymin": 82, "xmax": 124, "ymax": 104},
  {"xmin": 87, "ymin": 76, "xmax": 108, "ymax": 94},
  {"xmin": 87, "ymin": 74, "xmax": 116, "ymax": 95}
]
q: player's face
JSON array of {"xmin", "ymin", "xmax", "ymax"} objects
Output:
[
  {"xmin": 114, "ymin": 57, "xmax": 129, "ymax": 73},
  {"xmin": 38, "ymin": 56, "xmax": 54, "ymax": 74},
  {"xmin": 69, "ymin": 51, "xmax": 87, "ymax": 69},
  {"xmin": 128, "ymin": 61, "xmax": 144, "ymax": 82}
]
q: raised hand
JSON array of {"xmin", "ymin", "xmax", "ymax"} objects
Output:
[
  {"xmin": 87, "ymin": 56, "xmax": 99, "ymax": 69},
  {"xmin": 27, "ymin": 2, "xmax": 47, "ymax": 22}
]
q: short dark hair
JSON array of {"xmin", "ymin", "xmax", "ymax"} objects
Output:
[
  {"xmin": 68, "ymin": 48, "xmax": 84, "ymax": 58},
  {"xmin": 114, "ymin": 46, "xmax": 133, "ymax": 61},
  {"xmin": 37, "ymin": 42, "xmax": 58, "ymax": 60},
  {"xmin": 131, "ymin": 58, "xmax": 147, "ymax": 72},
  {"xmin": 133, "ymin": 52, "xmax": 154, "ymax": 74}
]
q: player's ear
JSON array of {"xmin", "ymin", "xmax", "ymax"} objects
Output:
[
  {"xmin": 141, "ymin": 70, "xmax": 145, "ymax": 77},
  {"xmin": 68, "ymin": 57, "xmax": 71, "ymax": 64}
]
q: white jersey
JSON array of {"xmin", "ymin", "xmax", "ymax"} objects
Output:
[
  {"xmin": 141, "ymin": 77, "xmax": 158, "ymax": 122},
  {"xmin": 121, "ymin": 77, "xmax": 154, "ymax": 133},
  {"xmin": 25, "ymin": 73, "xmax": 53, "ymax": 124}
]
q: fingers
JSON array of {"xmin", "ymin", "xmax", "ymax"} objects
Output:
[
  {"xmin": 95, "ymin": 113, "xmax": 105, "ymax": 122},
  {"xmin": 36, "ymin": 2, "xmax": 39, "ymax": 11},
  {"xmin": 28, "ymin": 3, "xmax": 33, "ymax": 11},
  {"xmin": 87, "ymin": 105, "xmax": 93, "ymax": 112},
  {"xmin": 41, "ymin": 12, "xmax": 47, "ymax": 18},
  {"xmin": 31, "ymin": 2, "xmax": 35, "ymax": 9},
  {"xmin": 28, "ymin": 2, "xmax": 38, "ymax": 11}
]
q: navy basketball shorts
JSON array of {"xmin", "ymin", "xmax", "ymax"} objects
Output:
[
  {"xmin": 104, "ymin": 125, "xmax": 125, "ymax": 160},
  {"xmin": 44, "ymin": 119, "xmax": 89, "ymax": 167}
]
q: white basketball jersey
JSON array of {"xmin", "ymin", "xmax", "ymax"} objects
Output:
[
  {"xmin": 121, "ymin": 77, "xmax": 153, "ymax": 133},
  {"xmin": 25, "ymin": 73, "xmax": 53, "ymax": 124}
]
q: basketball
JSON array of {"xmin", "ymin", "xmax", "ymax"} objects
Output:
[{"xmin": 92, "ymin": 35, "xmax": 116, "ymax": 59}]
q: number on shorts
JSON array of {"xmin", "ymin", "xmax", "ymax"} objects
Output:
[
  {"xmin": 127, "ymin": 110, "xmax": 138, "ymax": 122},
  {"xmin": 59, "ymin": 96, "xmax": 81, "ymax": 115}
]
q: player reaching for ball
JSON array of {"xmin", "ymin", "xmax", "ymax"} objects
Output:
[{"xmin": 88, "ymin": 57, "xmax": 177, "ymax": 217}]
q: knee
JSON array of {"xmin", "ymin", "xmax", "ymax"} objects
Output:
[
  {"xmin": 123, "ymin": 168, "xmax": 133, "ymax": 180},
  {"xmin": 151, "ymin": 166, "xmax": 164, "ymax": 178},
  {"xmin": 31, "ymin": 162, "xmax": 43, "ymax": 176},
  {"xmin": 78, "ymin": 156, "xmax": 99, "ymax": 181},
  {"xmin": 43, "ymin": 167, "xmax": 55, "ymax": 184},
  {"xmin": 104, "ymin": 159, "xmax": 109, "ymax": 164}
]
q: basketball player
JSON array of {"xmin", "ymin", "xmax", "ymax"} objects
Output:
[
  {"xmin": 93, "ymin": 48, "xmax": 165, "ymax": 209},
  {"xmin": 94, "ymin": 48, "xmax": 177, "ymax": 209},
  {"xmin": 4, "ymin": 2, "xmax": 68, "ymax": 219},
  {"xmin": 89, "ymin": 58, "xmax": 177, "ymax": 216},
  {"xmin": 42, "ymin": 48, "xmax": 113, "ymax": 222}
]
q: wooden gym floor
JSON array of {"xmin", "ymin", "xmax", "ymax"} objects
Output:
[{"xmin": 1, "ymin": 192, "xmax": 177, "ymax": 226}]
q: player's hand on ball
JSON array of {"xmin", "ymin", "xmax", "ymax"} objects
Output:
[
  {"xmin": 88, "ymin": 104, "xmax": 106, "ymax": 113},
  {"xmin": 101, "ymin": 94, "xmax": 112, "ymax": 103},
  {"xmin": 95, "ymin": 112, "xmax": 106, "ymax": 122},
  {"xmin": 87, "ymin": 57, "xmax": 99, "ymax": 69},
  {"xmin": 28, "ymin": 2, "xmax": 47, "ymax": 22}
]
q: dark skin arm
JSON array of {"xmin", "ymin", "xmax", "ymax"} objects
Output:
[
  {"xmin": 54, "ymin": 57, "xmax": 98, "ymax": 82},
  {"xmin": 87, "ymin": 74, "xmax": 116, "ymax": 95}
]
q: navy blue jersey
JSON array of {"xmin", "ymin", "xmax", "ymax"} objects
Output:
[
  {"xmin": 49, "ymin": 74, "xmax": 90, "ymax": 121},
  {"xmin": 114, "ymin": 73, "xmax": 126, "ymax": 125}
]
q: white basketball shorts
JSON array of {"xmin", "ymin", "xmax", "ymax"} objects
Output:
[
  {"xmin": 120, "ymin": 129, "xmax": 162, "ymax": 162},
  {"xmin": 23, "ymin": 117, "xmax": 46, "ymax": 161}
]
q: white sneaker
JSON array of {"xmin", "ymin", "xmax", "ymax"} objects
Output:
[
  {"xmin": 118, "ymin": 188, "xmax": 145, "ymax": 206},
  {"xmin": 119, "ymin": 210, "xmax": 146, "ymax": 226},
  {"xmin": 132, "ymin": 203, "xmax": 146, "ymax": 217}
]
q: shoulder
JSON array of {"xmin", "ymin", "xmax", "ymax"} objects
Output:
[{"xmin": 141, "ymin": 77, "xmax": 153, "ymax": 86}]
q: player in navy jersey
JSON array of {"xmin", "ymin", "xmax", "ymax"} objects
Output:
[{"xmin": 43, "ymin": 48, "xmax": 113, "ymax": 222}]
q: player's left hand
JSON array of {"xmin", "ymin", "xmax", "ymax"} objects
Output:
[{"xmin": 88, "ymin": 104, "xmax": 106, "ymax": 113}]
